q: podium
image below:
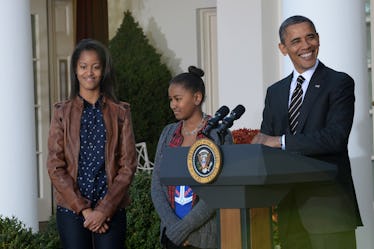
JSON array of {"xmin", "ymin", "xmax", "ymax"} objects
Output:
[{"xmin": 160, "ymin": 144, "xmax": 337, "ymax": 249}]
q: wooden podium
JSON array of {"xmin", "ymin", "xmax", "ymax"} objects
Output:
[{"xmin": 160, "ymin": 144, "xmax": 337, "ymax": 249}]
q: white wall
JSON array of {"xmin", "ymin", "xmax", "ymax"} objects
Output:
[
  {"xmin": 108, "ymin": 0, "xmax": 280, "ymax": 129},
  {"xmin": 216, "ymin": 0, "xmax": 280, "ymax": 130},
  {"xmin": 108, "ymin": 0, "xmax": 216, "ymax": 74}
]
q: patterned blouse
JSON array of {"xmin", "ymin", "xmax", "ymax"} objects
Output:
[{"xmin": 57, "ymin": 96, "xmax": 107, "ymax": 215}]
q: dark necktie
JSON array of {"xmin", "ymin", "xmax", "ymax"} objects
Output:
[{"xmin": 289, "ymin": 75, "xmax": 305, "ymax": 135}]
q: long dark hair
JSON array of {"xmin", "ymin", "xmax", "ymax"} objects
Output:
[
  {"xmin": 169, "ymin": 66, "xmax": 206, "ymax": 105},
  {"xmin": 69, "ymin": 38, "xmax": 117, "ymax": 101}
]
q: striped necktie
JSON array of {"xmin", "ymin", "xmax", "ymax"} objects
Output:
[{"xmin": 289, "ymin": 75, "xmax": 305, "ymax": 135}]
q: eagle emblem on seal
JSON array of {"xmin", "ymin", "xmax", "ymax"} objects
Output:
[
  {"xmin": 197, "ymin": 149, "xmax": 213, "ymax": 174},
  {"xmin": 187, "ymin": 138, "xmax": 222, "ymax": 184}
]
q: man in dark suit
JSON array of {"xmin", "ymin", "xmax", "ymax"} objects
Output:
[{"xmin": 251, "ymin": 15, "xmax": 363, "ymax": 249}]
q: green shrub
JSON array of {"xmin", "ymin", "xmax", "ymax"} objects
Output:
[
  {"xmin": 0, "ymin": 172, "xmax": 160, "ymax": 248},
  {"xmin": 126, "ymin": 172, "xmax": 161, "ymax": 249},
  {"xmin": 34, "ymin": 216, "xmax": 61, "ymax": 249},
  {"xmin": 0, "ymin": 215, "xmax": 61, "ymax": 249},
  {"xmin": 0, "ymin": 216, "xmax": 35, "ymax": 249},
  {"xmin": 109, "ymin": 11, "xmax": 175, "ymax": 159}
]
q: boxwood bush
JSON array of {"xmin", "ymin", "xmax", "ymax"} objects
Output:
[
  {"xmin": 0, "ymin": 215, "xmax": 61, "ymax": 249},
  {"xmin": 0, "ymin": 173, "xmax": 160, "ymax": 248},
  {"xmin": 125, "ymin": 171, "xmax": 161, "ymax": 249},
  {"xmin": 109, "ymin": 11, "xmax": 175, "ymax": 159}
]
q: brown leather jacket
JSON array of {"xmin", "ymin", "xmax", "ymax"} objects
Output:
[{"xmin": 47, "ymin": 95, "xmax": 137, "ymax": 219}]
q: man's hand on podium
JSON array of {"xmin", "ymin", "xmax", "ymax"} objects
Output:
[{"xmin": 251, "ymin": 132, "xmax": 281, "ymax": 148}]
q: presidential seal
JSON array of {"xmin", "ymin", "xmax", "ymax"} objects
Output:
[{"xmin": 187, "ymin": 138, "xmax": 222, "ymax": 184}]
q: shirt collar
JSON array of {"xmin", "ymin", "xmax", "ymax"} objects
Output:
[
  {"xmin": 78, "ymin": 94, "xmax": 104, "ymax": 109},
  {"xmin": 292, "ymin": 59, "xmax": 319, "ymax": 83},
  {"xmin": 170, "ymin": 116, "xmax": 211, "ymax": 147}
]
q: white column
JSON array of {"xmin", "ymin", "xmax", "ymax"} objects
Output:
[
  {"xmin": 0, "ymin": 1, "xmax": 38, "ymax": 231},
  {"xmin": 216, "ymin": 0, "xmax": 281, "ymax": 129},
  {"xmin": 217, "ymin": 0, "xmax": 264, "ymax": 129},
  {"xmin": 281, "ymin": 1, "xmax": 374, "ymax": 248}
]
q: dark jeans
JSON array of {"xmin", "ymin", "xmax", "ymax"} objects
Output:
[{"xmin": 56, "ymin": 208, "xmax": 126, "ymax": 249}]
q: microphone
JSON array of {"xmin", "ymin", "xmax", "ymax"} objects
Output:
[
  {"xmin": 202, "ymin": 105, "xmax": 230, "ymax": 137},
  {"xmin": 217, "ymin": 104, "xmax": 246, "ymax": 134}
]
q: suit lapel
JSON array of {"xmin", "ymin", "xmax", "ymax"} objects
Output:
[
  {"xmin": 280, "ymin": 74, "xmax": 293, "ymax": 134},
  {"xmin": 296, "ymin": 62, "xmax": 327, "ymax": 133}
]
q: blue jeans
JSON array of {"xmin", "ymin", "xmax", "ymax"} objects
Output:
[{"xmin": 56, "ymin": 207, "xmax": 126, "ymax": 249}]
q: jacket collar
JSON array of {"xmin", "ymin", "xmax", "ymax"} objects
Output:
[
  {"xmin": 72, "ymin": 94, "xmax": 107, "ymax": 108},
  {"xmin": 279, "ymin": 62, "xmax": 327, "ymax": 135},
  {"xmin": 296, "ymin": 62, "xmax": 327, "ymax": 133}
]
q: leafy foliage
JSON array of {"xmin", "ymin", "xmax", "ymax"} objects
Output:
[
  {"xmin": 126, "ymin": 172, "xmax": 161, "ymax": 249},
  {"xmin": 0, "ymin": 216, "xmax": 61, "ymax": 249},
  {"xmin": 35, "ymin": 216, "xmax": 62, "ymax": 249},
  {"xmin": 0, "ymin": 216, "xmax": 35, "ymax": 249},
  {"xmin": 0, "ymin": 173, "xmax": 160, "ymax": 248},
  {"xmin": 231, "ymin": 128, "xmax": 260, "ymax": 144},
  {"xmin": 109, "ymin": 11, "xmax": 175, "ymax": 159}
]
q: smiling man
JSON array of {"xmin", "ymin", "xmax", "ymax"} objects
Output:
[{"xmin": 251, "ymin": 15, "xmax": 363, "ymax": 249}]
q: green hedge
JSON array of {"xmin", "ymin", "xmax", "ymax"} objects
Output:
[
  {"xmin": 125, "ymin": 171, "xmax": 161, "ymax": 249},
  {"xmin": 109, "ymin": 11, "xmax": 175, "ymax": 160},
  {"xmin": 0, "ymin": 172, "xmax": 159, "ymax": 249},
  {"xmin": 0, "ymin": 215, "xmax": 61, "ymax": 249}
]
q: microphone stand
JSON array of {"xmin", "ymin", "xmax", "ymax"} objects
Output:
[
  {"xmin": 218, "ymin": 129, "xmax": 227, "ymax": 146},
  {"xmin": 202, "ymin": 130, "xmax": 213, "ymax": 140}
]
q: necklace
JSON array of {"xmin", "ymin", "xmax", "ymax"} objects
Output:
[{"xmin": 182, "ymin": 113, "xmax": 208, "ymax": 136}]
